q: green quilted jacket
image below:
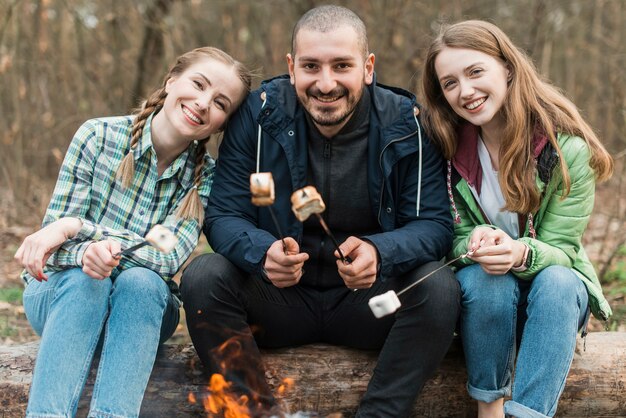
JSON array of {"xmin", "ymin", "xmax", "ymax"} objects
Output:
[{"xmin": 447, "ymin": 127, "xmax": 611, "ymax": 321}]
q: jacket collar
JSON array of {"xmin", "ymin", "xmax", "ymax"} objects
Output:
[
  {"xmin": 450, "ymin": 122, "xmax": 550, "ymax": 193},
  {"xmin": 259, "ymin": 73, "xmax": 418, "ymax": 144}
]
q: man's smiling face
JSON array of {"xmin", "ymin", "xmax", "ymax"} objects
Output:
[{"xmin": 287, "ymin": 25, "xmax": 374, "ymax": 138}]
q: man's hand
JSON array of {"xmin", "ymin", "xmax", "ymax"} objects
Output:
[
  {"xmin": 467, "ymin": 227, "xmax": 527, "ymax": 275},
  {"xmin": 82, "ymin": 239, "xmax": 121, "ymax": 280},
  {"xmin": 14, "ymin": 217, "xmax": 83, "ymax": 281},
  {"xmin": 263, "ymin": 237, "xmax": 309, "ymax": 288},
  {"xmin": 336, "ymin": 237, "xmax": 379, "ymax": 289}
]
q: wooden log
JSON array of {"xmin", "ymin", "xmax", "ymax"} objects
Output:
[{"xmin": 1, "ymin": 332, "xmax": 625, "ymax": 417}]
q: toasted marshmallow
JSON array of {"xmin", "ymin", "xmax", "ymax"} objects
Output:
[
  {"xmin": 250, "ymin": 172, "xmax": 275, "ymax": 207},
  {"xmin": 290, "ymin": 186, "xmax": 325, "ymax": 222},
  {"xmin": 368, "ymin": 291, "xmax": 401, "ymax": 318},
  {"xmin": 145, "ymin": 225, "xmax": 178, "ymax": 253}
]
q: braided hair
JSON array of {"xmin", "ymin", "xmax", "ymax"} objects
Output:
[{"xmin": 116, "ymin": 47, "xmax": 252, "ymax": 224}]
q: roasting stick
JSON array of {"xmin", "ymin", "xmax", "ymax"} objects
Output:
[
  {"xmin": 315, "ymin": 215, "xmax": 349, "ymax": 263},
  {"xmin": 290, "ymin": 186, "xmax": 350, "ymax": 264},
  {"xmin": 115, "ymin": 224, "xmax": 178, "ymax": 257},
  {"xmin": 397, "ymin": 253, "xmax": 469, "ymax": 296},
  {"xmin": 368, "ymin": 252, "xmax": 472, "ymax": 318},
  {"xmin": 250, "ymin": 172, "xmax": 287, "ymax": 252}
]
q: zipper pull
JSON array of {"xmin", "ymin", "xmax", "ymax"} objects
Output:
[{"xmin": 324, "ymin": 140, "xmax": 331, "ymax": 159}]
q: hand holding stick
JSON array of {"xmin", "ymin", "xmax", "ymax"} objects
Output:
[
  {"xmin": 115, "ymin": 225, "xmax": 178, "ymax": 257},
  {"xmin": 290, "ymin": 186, "xmax": 350, "ymax": 264},
  {"xmin": 250, "ymin": 172, "xmax": 287, "ymax": 253}
]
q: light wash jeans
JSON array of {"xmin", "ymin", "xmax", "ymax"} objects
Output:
[
  {"xmin": 456, "ymin": 264, "xmax": 589, "ymax": 418},
  {"xmin": 23, "ymin": 267, "xmax": 179, "ymax": 418}
]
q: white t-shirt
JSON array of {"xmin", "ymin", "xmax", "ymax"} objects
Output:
[{"xmin": 477, "ymin": 137, "xmax": 519, "ymax": 239}]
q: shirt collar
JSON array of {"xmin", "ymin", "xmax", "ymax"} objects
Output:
[
  {"xmin": 132, "ymin": 113, "xmax": 155, "ymax": 161},
  {"xmin": 132, "ymin": 112, "xmax": 197, "ymax": 185}
]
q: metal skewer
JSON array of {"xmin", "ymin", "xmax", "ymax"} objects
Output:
[
  {"xmin": 291, "ymin": 186, "xmax": 351, "ymax": 264},
  {"xmin": 314, "ymin": 213, "xmax": 350, "ymax": 264},
  {"xmin": 114, "ymin": 241, "xmax": 149, "ymax": 257},
  {"xmin": 268, "ymin": 205, "xmax": 287, "ymax": 253},
  {"xmin": 113, "ymin": 225, "xmax": 178, "ymax": 258},
  {"xmin": 251, "ymin": 176, "xmax": 287, "ymax": 254},
  {"xmin": 368, "ymin": 251, "xmax": 473, "ymax": 318},
  {"xmin": 396, "ymin": 252, "xmax": 470, "ymax": 296}
]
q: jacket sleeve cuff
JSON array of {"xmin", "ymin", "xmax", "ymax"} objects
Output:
[{"xmin": 511, "ymin": 238, "xmax": 537, "ymax": 280}]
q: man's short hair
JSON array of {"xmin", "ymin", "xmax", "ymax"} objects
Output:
[{"xmin": 291, "ymin": 5, "xmax": 369, "ymax": 58}]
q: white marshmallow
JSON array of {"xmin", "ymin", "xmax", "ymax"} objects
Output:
[
  {"xmin": 145, "ymin": 225, "xmax": 178, "ymax": 253},
  {"xmin": 291, "ymin": 186, "xmax": 325, "ymax": 222},
  {"xmin": 368, "ymin": 290, "xmax": 401, "ymax": 318},
  {"xmin": 250, "ymin": 172, "xmax": 275, "ymax": 206}
]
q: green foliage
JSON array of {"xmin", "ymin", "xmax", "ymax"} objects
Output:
[
  {"xmin": 0, "ymin": 316, "xmax": 18, "ymax": 337},
  {"xmin": 603, "ymin": 248, "xmax": 626, "ymax": 283},
  {"xmin": 604, "ymin": 269, "xmax": 626, "ymax": 283},
  {"xmin": 606, "ymin": 303, "xmax": 626, "ymax": 332},
  {"xmin": 0, "ymin": 286, "xmax": 23, "ymax": 304}
]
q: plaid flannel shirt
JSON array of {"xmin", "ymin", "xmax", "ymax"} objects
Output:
[{"xmin": 21, "ymin": 114, "xmax": 214, "ymax": 285}]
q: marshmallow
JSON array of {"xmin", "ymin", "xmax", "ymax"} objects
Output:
[
  {"xmin": 250, "ymin": 172, "xmax": 275, "ymax": 206},
  {"xmin": 145, "ymin": 225, "xmax": 178, "ymax": 253},
  {"xmin": 290, "ymin": 186, "xmax": 325, "ymax": 222},
  {"xmin": 368, "ymin": 290, "xmax": 401, "ymax": 318}
]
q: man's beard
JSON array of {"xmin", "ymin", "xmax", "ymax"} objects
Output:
[{"xmin": 300, "ymin": 85, "xmax": 362, "ymax": 127}]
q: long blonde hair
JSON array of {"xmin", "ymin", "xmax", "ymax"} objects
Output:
[
  {"xmin": 422, "ymin": 20, "xmax": 613, "ymax": 214},
  {"xmin": 116, "ymin": 47, "xmax": 252, "ymax": 224}
]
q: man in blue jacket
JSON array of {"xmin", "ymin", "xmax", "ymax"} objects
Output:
[{"xmin": 181, "ymin": 5, "xmax": 460, "ymax": 417}]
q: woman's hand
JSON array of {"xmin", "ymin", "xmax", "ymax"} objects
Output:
[
  {"xmin": 467, "ymin": 227, "xmax": 527, "ymax": 275},
  {"xmin": 14, "ymin": 217, "xmax": 83, "ymax": 281},
  {"xmin": 81, "ymin": 239, "xmax": 122, "ymax": 280}
]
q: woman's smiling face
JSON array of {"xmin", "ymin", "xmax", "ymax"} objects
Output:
[
  {"xmin": 435, "ymin": 47, "xmax": 510, "ymax": 132},
  {"xmin": 160, "ymin": 57, "xmax": 245, "ymax": 142}
]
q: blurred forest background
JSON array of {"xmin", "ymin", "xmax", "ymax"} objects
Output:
[{"xmin": 0, "ymin": 0, "xmax": 625, "ymax": 343}]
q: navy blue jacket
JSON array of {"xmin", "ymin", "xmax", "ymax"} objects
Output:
[{"xmin": 205, "ymin": 75, "xmax": 453, "ymax": 280}]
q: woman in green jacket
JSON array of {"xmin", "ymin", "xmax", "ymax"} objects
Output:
[{"xmin": 421, "ymin": 20, "xmax": 613, "ymax": 418}]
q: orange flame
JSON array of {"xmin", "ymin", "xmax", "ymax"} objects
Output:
[
  {"xmin": 188, "ymin": 333, "xmax": 298, "ymax": 417},
  {"xmin": 203, "ymin": 374, "xmax": 251, "ymax": 418},
  {"xmin": 277, "ymin": 377, "xmax": 295, "ymax": 396}
]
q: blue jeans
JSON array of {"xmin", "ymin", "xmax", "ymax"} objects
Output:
[
  {"xmin": 23, "ymin": 267, "xmax": 179, "ymax": 418},
  {"xmin": 456, "ymin": 264, "xmax": 589, "ymax": 418}
]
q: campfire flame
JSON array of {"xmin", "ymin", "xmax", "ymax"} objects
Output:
[
  {"xmin": 187, "ymin": 334, "xmax": 297, "ymax": 417},
  {"xmin": 188, "ymin": 375, "xmax": 296, "ymax": 417},
  {"xmin": 203, "ymin": 374, "xmax": 251, "ymax": 417},
  {"xmin": 276, "ymin": 377, "xmax": 295, "ymax": 396}
]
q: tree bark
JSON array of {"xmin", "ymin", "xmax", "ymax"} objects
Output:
[
  {"xmin": 130, "ymin": 0, "xmax": 175, "ymax": 104},
  {"xmin": 1, "ymin": 332, "xmax": 625, "ymax": 417}
]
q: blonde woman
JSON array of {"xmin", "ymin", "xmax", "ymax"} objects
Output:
[{"xmin": 15, "ymin": 47, "xmax": 251, "ymax": 418}]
